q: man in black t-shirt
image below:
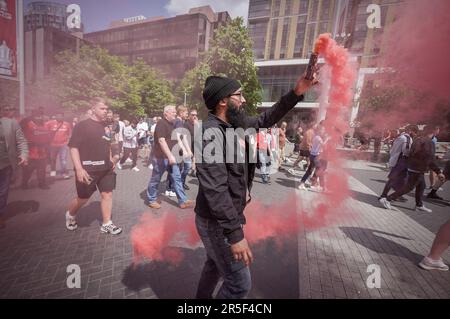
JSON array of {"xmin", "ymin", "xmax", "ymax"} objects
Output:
[
  {"xmin": 146, "ymin": 105, "xmax": 194, "ymax": 209},
  {"xmin": 65, "ymin": 97, "xmax": 122, "ymax": 235}
]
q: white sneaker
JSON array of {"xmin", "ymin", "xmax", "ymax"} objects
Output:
[
  {"xmin": 126, "ymin": 158, "xmax": 132, "ymax": 163},
  {"xmin": 416, "ymin": 205, "xmax": 432, "ymax": 213},
  {"xmin": 298, "ymin": 184, "xmax": 308, "ymax": 191},
  {"xmin": 100, "ymin": 221, "xmax": 122, "ymax": 235},
  {"xmin": 50, "ymin": 171, "xmax": 56, "ymax": 177},
  {"xmin": 419, "ymin": 256, "xmax": 449, "ymax": 271},
  {"xmin": 117, "ymin": 163, "xmax": 122, "ymax": 170},
  {"xmin": 132, "ymin": 167, "xmax": 140, "ymax": 172},
  {"xmin": 379, "ymin": 197, "xmax": 392, "ymax": 210},
  {"xmin": 65, "ymin": 211, "xmax": 77, "ymax": 231},
  {"xmin": 148, "ymin": 164, "xmax": 153, "ymax": 170},
  {"xmin": 165, "ymin": 190, "xmax": 176, "ymax": 197},
  {"xmin": 310, "ymin": 186, "xmax": 323, "ymax": 192}
]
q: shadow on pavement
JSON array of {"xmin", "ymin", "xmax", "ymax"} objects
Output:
[
  {"xmin": 250, "ymin": 237, "xmax": 299, "ymax": 299},
  {"xmin": 2, "ymin": 200, "xmax": 40, "ymax": 221},
  {"xmin": 340, "ymin": 227, "xmax": 424, "ymax": 264},
  {"xmin": 350, "ymin": 190, "xmax": 381, "ymax": 207},
  {"xmin": 121, "ymin": 237, "xmax": 300, "ymax": 299},
  {"xmin": 75, "ymin": 201, "xmax": 102, "ymax": 227},
  {"xmin": 121, "ymin": 247, "xmax": 205, "ymax": 299},
  {"xmin": 274, "ymin": 177, "xmax": 299, "ymax": 189}
]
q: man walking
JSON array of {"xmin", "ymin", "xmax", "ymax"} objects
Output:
[
  {"xmin": 0, "ymin": 107, "xmax": 29, "ymax": 228},
  {"xmin": 146, "ymin": 105, "xmax": 194, "ymax": 210},
  {"xmin": 65, "ymin": 97, "xmax": 122, "ymax": 235},
  {"xmin": 380, "ymin": 125, "xmax": 445, "ymax": 212},
  {"xmin": 379, "ymin": 125, "xmax": 418, "ymax": 200}
]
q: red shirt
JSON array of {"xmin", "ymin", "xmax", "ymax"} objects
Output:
[
  {"xmin": 22, "ymin": 120, "xmax": 51, "ymax": 160},
  {"xmin": 45, "ymin": 120, "xmax": 72, "ymax": 146},
  {"xmin": 257, "ymin": 132, "xmax": 269, "ymax": 151}
]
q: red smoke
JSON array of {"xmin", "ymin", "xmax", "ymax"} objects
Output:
[
  {"xmin": 360, "ymin": 0, "xmax": 450, "ymax": 129},
  {"xmin": 381, "ymin": 0, "xmax": 450, "ymax": 102},
  {"xmin": 131, "ymin": 212, "xmax": 199, "ymax": 266},
  {"xmin": 297, "ymin": 33, "xmax": 357, "ymax": 226},
  {"xmin": 132, "ymin": 190, "xmax": 355, "ymax": 266},
  {"xmin": 131, "ymin": 35, "xmax": 359, "ymax": 266}
]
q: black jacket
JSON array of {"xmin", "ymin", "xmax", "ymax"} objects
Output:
[
  {"xmin": 195, "ymin": 90, "xmax": 304, "ymax": 244},
  {"xmin": 408, "ymin": 136, "xmax": 441, "ymax": 174}
]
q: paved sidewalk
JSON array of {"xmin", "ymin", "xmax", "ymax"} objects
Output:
[{"xmin": 0, "ymin": 159, "xmax": 448, "ymax": 299}]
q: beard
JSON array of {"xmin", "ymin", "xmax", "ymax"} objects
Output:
[{"xmin": 226, "ymin": 100, "xmax": 247, "ymax": 129}]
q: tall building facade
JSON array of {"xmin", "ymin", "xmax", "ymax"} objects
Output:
[
  {"xmin": 85, "ymin": 6, "xmax": 231, "ymax": 81},
  {"xmin": 248, "ymin": 0, "xmax": 404, "ymax": 125},
  {"xmin": 24, "ymin": 27, "xmax": 84, "ymax": 84}
]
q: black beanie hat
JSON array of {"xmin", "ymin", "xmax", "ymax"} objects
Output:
[{"xmin": 202, "ymin": 76, "xmax": 241, "ymax": 110}]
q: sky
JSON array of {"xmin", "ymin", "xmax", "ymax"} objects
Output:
[{"xmin": 24, "ymin": 0, "xmax": 250, "ymax": 32}]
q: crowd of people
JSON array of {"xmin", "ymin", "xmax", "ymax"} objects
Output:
[{"xmin": 1, "ymin": 72, "xmax": 449, "ymax": 298}]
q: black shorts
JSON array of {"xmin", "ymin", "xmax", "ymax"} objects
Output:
[
  {"xmin": 138, "ymin": 137, "xmax": 147, "ymax": 147},
  {"xmin": 76, "ymin": 170, "xmax": 116, "ymax": 199},
  {"xmin": 300, "ymin": 149, "xmax": 310, "ymax": 157}
]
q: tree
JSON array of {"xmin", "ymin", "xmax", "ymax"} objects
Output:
[
  {"xmin": 129, "ymin": 59, "xmax": 175, "ymax": 117},
  {"xmin": 177, "ymin": 17, "xmax": 262, "ymax": 115},
  {"xmin": 56, "ymin": 46, "xmax": 129, "ymax": 111},
  {"xmin": 27, "ymin": 46, "xmax": 175, "ymax": 117},
  {"xmin": 176, "ymin": 62, "xmax": 211, "ymax": 117}
]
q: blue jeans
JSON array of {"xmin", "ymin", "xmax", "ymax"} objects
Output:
[
  {"xmin": 50, "ymin": 145, "xmax": 69, "ymax": 174},
  {"xmin": 181, "ymin": 158, "xmax": 192, "ymax": 185},
  {"xmin": 147, "ymin": 158, "xmax": 187, "ymax": 205},
  {"xmin": 167, "ymin": 159, "xmax": 192, "ymax": 191},
  {"xmin": 195, "ymin": 215, "xmax": 251, "ymax": 299},
  {"xmin": 0, "ymin": 166, "xmax": 13, "ymax": 213}
]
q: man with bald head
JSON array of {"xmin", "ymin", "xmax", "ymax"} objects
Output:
[{"xmin": 146, "ymin": 105, "xmax": 194, "ymax": 209}]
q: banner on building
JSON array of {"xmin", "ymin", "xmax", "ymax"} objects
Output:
[{"xmin": 0, "ymin": 0, "xmax": 17, "ymax": 77}]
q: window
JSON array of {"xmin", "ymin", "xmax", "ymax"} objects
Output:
[
  {"xmin": 249, "ymin": 0, "xmax": 271, "ymax": 18},
  {"xmin": 269, "ymin": 20, "xmax": 278, "ymax": 59}
]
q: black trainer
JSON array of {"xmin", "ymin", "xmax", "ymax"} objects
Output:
[{"xmin": 427, "ymin": 192, "xmax": 443, "ymax": 200}]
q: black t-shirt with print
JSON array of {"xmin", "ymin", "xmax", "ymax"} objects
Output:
[
  {"xmin": 68, "ymin": 118, "xmax": 112, "ymax": 172},
  {"xmin": 153, "ymin": 118, "xmax": 176, "ymax": 159}
]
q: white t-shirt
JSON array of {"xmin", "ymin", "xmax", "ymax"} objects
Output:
[
  {"xmin": 123, "ymin": 126, "xmax": 138, "ymax": 149},
  {"xmin": 117, "ymin": 120, "xmax": 125, "ymax": 142},
  {"xmin": 136, "ymin": 122, "xmax": 149, "ymax": 139}
]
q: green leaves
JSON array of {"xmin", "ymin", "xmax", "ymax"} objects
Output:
[{"xmin": 27, "ymin": 45, "xmax": 174, "ymax": 118}]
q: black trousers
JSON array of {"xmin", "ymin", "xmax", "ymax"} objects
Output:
[
  {"xmin": 120, "ymin": 147, "xmax": 138, "ymax": 168},
  {"xmin": 22, "ymin": 159, "xmax": 47, "ymax": 187},
  {"xmin": 387, "ymin": 171, "xmax": 426, "ymax": 207}
]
